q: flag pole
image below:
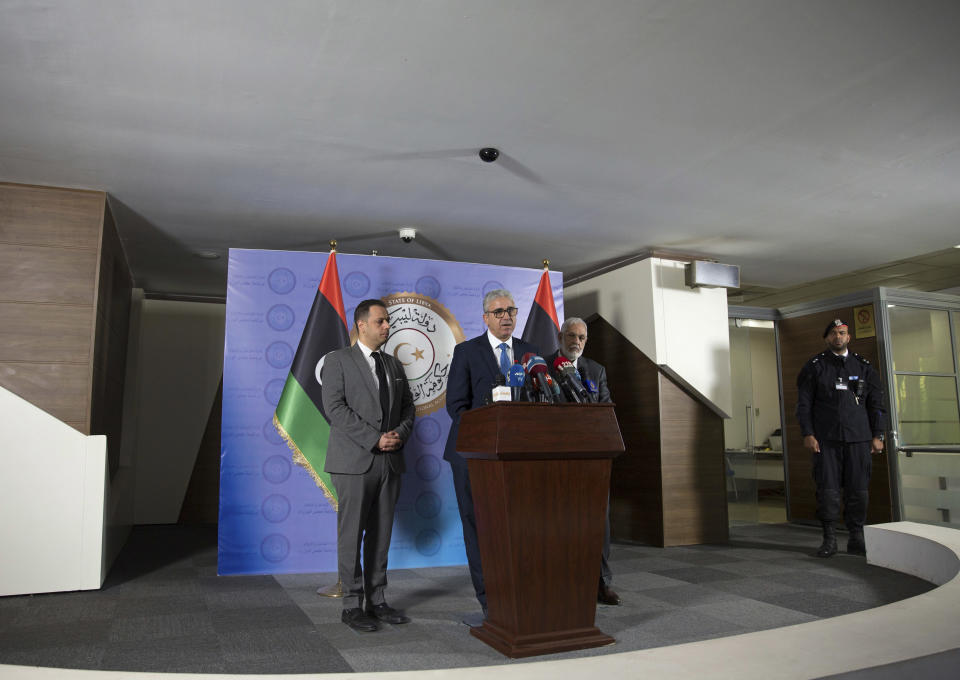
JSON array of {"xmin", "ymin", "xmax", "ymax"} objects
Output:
[{"xmin": 316, "ymin": 239, "xmax": 344, "ymax": 599}]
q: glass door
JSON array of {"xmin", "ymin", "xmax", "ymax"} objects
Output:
[
  {"xmin": 887, "ymin": 305, "xmax": 960, "ymax": 526},
  {"xmin": 725, "ymin": 318, "xmax": 786, "ymax": 524}
]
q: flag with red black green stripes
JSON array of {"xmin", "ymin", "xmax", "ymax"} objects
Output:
[{"xmin": 273, "ymin": 251, "xmax": 350, "ymax": 510}]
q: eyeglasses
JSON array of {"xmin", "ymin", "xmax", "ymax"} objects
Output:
[{"xmin": 485, "ymin": 307, "xmax": 518, "ymax": 319}]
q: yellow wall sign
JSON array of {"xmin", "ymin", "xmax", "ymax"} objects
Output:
[{"xmin": 854, "ymin": 304, "xmax": 876, "ymax": 339}]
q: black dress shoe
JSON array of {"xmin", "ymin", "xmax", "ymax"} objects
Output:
[
  {"xmin": 847, "ymin": 535, "xmax": 867, "ymax": 556},
  {"xmin": 366, "ymin": 603, "xmax": 411, "ymax": 624},
  {"xmin": 342, "ymin": 607, "xmax": 379, "ymax": 632},
  {"xmin": 598, "ymin": 584, "xmax": 621, "ymax": 606},
  {"xmin": 817, "ymin": 536, "xmax": 838, "ymax": 558}
]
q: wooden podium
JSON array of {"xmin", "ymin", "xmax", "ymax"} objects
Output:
[{"xmin": 457, "ymin": 402, "xmax": 624, "ymax": 658}]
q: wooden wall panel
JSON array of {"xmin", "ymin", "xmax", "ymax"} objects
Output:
[
  {"xmin": 0, "ymin": 182, "xmax": 131, "ymax": 446},
  {"xmin": 658, "ymin": 375, "xmax": 728, "ymax": 545},
  {"xmin": 779, "ymin": 305, "xmax": 892, "ymax": 524},
  {"xmin": 0, "ymin": 244, "xmax": 99, "ymax": 305},
  {"xmin": 0, "ymin": 303, "xmax": 93, "ymax": 363},
  {"xmin": 89, "ymin": 200, "xmax": 133, "ymax": 477},
  {"xmin": 0, "ymin": 362, "xmax": 91, "ymax": 423},
  {"xmin": 587, "ymin": 316, "xmax": 664, "ymax": 545},
  {"xmin": 0, "ymin": 182, "xmax": 103, "ymax": 248},
  {"xmin": 586, "ymin": 315, "xmax": 728, "ymax": 547}
]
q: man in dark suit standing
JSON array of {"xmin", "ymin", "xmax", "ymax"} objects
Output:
[
  {"xmin": 547, "ymin": 317, "xmax": 620, "ymax": 605},
  {"xmin": 444, "ymin": 289, "xmax": 538, "ymax": 619},
  {"xmin": 322, "ymin": 299, "xmax": 415, "ymax": 632}
]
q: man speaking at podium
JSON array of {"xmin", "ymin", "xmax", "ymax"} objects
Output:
[
  {"xmin": 444, "ymin": 289, "xmax": 538, "ymax": 620},
  {"xmin": 547, "ymin": 317, "xmax": 620, "ymax": 606}
]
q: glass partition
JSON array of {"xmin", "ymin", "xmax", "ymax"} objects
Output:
[
  {"xmin": 889, "ymin": 304, "xmax": 960, "ymax": 527},
  {"xmin": 895, "ymin": 375, "xmax": 960, "ymax": 445},
  {"xmin": 725, "ymin": 319, "xmax": 785, "ymax": 524},
  {"xmin": 890, "ymin": 307, "xmax": 954, "ymax": 373}
]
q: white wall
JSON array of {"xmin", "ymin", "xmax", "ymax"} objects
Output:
[
  {"xmin": 130, "ymin": 299, "xmax": 225, "ymax": 524},
  {"xmin": 566, "ymin": 257, "xmax": 732, "ymax": 416},
  {"xmin": 565, "ymin": 258, "xmax": 659, "ymax": 360},
  {"xmin": 0, "ymin": 387, "xmax": 107, "ymax": 596}
]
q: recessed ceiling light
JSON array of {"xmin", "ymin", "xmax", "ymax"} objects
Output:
[{"xmin": 194, "ymin": 250, "xmax": 220, "ymax": 260}]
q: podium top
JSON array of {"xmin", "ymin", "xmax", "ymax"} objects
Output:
[{"xmin": 456, "ymin": 402, "xmax": 625, "ymax": 460}]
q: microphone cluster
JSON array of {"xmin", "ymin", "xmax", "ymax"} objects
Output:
[{"xmin": 490, "ymin": 353, "xmax": 598, "ymax": 404}]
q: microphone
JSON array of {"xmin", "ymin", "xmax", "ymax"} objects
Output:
[
  {"xmin": 492, "ymin": 373, "xmax": 511, "ymax": 402},
  {"xmin": 583, "ymin": 378, "xmax": 599, "ymax": 402},
  {"xmin": 573, "ymin": 367, "xmax": 596, "ymax": 402},
  {"xmin": 524, "ymin": 355, "xmax": 556, "ymax": 403},
  {"xmin": 544, "ymin": 371, "xmax": 562, "ymax": 401},
  {"xmin": 508, "ymin": 362, "xmax": 527, "ymax": 401},
  {"xmin": 551, "ymin": 357, "xmax": 587, "ymax": 403}
]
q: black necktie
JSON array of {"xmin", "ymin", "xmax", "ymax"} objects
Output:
[{"xmin": 372, "ymin": 351, "xmax": 390, "ymax": 431}]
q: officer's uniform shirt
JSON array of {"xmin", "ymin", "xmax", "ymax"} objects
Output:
[{"xmin": 796, "ymin": 350, "xmax": 885, "ymax": 443}]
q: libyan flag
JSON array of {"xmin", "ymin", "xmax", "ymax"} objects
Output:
[
  {"xmin": 521, "ymin": 267, "xmax": 560, "ymax": 357},
  {"xmin": 273, "ymin": 252, "xmax": 350, "ymax": 511}
]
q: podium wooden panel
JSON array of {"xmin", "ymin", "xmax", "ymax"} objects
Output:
[{"xmin": 458, "ymin": 402, "xmax": 624, "ymax": 658}]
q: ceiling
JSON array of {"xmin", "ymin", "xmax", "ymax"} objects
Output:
[
  {"xmin": 2, "ymin": 1, "xmax": 960, "ymax": 298},
  {"xmin": 733, "ymin": 246, "xmax": 960, "ymax": 307}
]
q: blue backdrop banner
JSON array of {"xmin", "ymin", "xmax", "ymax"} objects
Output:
[{"xmin": 219, "ymin": 249, "xmax": 564, "ymax": 575}]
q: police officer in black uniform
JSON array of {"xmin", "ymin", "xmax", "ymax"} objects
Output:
[{"xmin": 796, "ymin": 318, "xmax": 885, "ymax": 558}]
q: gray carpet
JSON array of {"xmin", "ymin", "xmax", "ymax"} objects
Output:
[{"xmin": 0, "ymin": 523, "xmax": 935, "ymax": 674}]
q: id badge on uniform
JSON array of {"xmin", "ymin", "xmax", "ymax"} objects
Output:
[{"xmin": 835, "ymin": 377, "xmax": 848, "ymax": 391}]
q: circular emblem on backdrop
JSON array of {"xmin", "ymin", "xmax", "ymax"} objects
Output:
[
  {"xmin": 268, "ymin": 268, "xmax": 296, "ymax": 295},
  {"xmin": 415, "ymin": 455, "xmax": 442, "ymax": 482},
  {"xmin": 263, "ymin": 420, "xmax": 285, "ymax": 446},
  {"xmin": 263, "ymin": 378, "xmax": 285, "ymax": 405},
  {"xmin": 265, "ymin": 341, "xmax": 294, "ymax": 369},
  {"xmin": 415, "ymin": 276, "xmax": 441, "ymax": 299},
  {"xmin": 343, "ymin": 271, "xmax": 371, "ymax": 298},
  {"xmin": 381, "ymin": 293, "xmax": 465, "ymax": 416},
  {"xmin": 415, "ymin": 417, "xmax": 442, "ymax": 445},
  {"xmin": 260, "ymin": 534, "xmax": 290, "ymax": 563},
  {"xmin": 262, "ymin": 455, "xmax": 292, "ymax": 483},
  {"xmin": 261, "ymin": 494, "xmax": 291, "ymax": 523},
  {"xmin": 482, "ymin": 280, "xmax": 505, "ymax": 297},
  {"xmin": 415, "ymin": 530, "xmax": 442, "ymax": 556},
  {"xmin": 414, "ymin": 491, "xmax": 442, "ymax": 519},
  {"xmin": 266, "ymin": 304, "xmax": 295, "ymax": 331}
]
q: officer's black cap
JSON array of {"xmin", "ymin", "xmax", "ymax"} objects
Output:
[{"xmin": 823, "ymin": 318, "xmax": 849, "ymax": 338}]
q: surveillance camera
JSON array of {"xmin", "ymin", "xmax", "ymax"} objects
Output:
[
  {"xmin": 479, "ymin": 147, "xmax": 500, "ymax": 163},
  {"xmin": 399, "ymin": 227, "xmax": 417, "ymax": 243}
]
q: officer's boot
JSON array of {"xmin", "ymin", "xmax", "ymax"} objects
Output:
[
  {"xmin": 817, "ymin": 522, "xmax": 838, "ymax": 558},
  {"xmin": 846, "ymin": 529, "xmax": 866, "ymax": 556},
  {"xmin": 845, "ymin": 490, "xmax": 869, "ymax": 556}
]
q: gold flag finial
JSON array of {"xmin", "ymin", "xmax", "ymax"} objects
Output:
[
  {"xmin": 329, "ymin": 240, "xmax": 337, "ymax": 252},
  {"xmin": 542, "ymin": 259, "xmax": 550, "ymax": 270}
]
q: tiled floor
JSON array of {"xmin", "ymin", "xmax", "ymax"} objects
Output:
[{"xmin": 0, "ymin": 523, "xmax": 935, "ymax": 673}]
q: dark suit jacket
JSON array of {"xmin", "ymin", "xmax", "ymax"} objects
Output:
[
  {"xmin": 546, "ymin": 351, "xmax": 612, "ymax": 404},
  {"xmin": 321, "ymin": 343, "xmax": 415, "ymax": 474},
  {"xmin": 443, "ymin": 334, "xmax": 539, "ymax": 463}
]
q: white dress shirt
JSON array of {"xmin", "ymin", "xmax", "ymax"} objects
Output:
[
  {"xmin": 486, "ymin": 330, "xmax": 513, "ymax": 366},
  {"xmin": 357, "ymin": 340, "xmax": 383, "ymax": 389}
]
